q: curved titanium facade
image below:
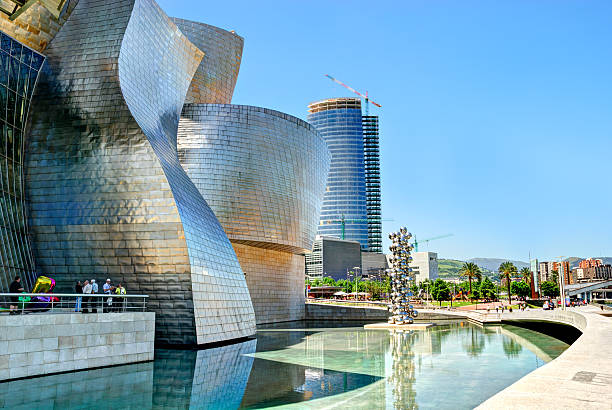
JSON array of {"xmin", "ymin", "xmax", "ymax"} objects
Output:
[
  {"xmin": 171, "ymin": 18, "xmax": 243, "ymax": 104},
  {"xmin": 177, "ymin": 104, "xmax": 330, "ymax": 323},
  {"xmin": 0, "ymin": 32, "xmax": 45, "ymax": 292},
  {"xmin": 0, "ymin": 0, "xmax": 78, "ymax": 52},
  {"xmin": 307, "ymin": 98, "xmax": 369, "ymax": 250},
  {"xmin": 25, "ymin": 0, "xmax": 255, "ymax": 345}
]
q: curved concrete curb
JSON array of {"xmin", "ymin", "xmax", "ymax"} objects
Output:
[{"xmin": 476, "ymin": 306, "xmax": 612, "ymax": 409}]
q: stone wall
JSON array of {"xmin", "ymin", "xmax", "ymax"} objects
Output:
[
  {"xmin": 0, "ymin": 312, "xmax": 155, "ymax": 381},
  {"xmin": 305, "ymin": 303, "xmax": 389, "ymax": 321}
]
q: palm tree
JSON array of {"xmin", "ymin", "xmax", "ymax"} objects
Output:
[
  {"xmin": 519, "ymin": 267, "xmax": 532, "ymax": 296},
  {"xmin": 519, "ymin": 267, "xmax": 531, "ymax": 285},
  {"xmin": 459, "ymin": 262, "xmax": 482, "ymax": 298},
  {"xmin": 499, "ymin": 261, "xmax": 517, "ymax": 304}
]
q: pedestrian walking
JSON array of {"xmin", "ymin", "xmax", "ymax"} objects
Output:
[
  {"xmin": 82, "ymin": 280, "xmax": 92, "ymax": 313},
  {"xmin": 9, "ymin": 276, "xmax": 24, "ymax": 315},
  {"xmin": 74, "ymin": 281, "xmax": 83, "ymax": 312}
]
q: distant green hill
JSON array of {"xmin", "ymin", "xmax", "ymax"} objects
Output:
[
  {"xmin": 437, "ymin": 259, "xmax": 464, "ymax": 278},
  {"xmin": 438, "ymin": 258, "xmax": 496, "ymax": 280}
]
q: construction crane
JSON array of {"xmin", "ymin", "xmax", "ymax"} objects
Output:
[
  {"xmin": 325, "ymin": 74, "xmax": 381, "ymax": 115},
  {"xmin": 412, "ymin": 234, "xmax": 454, "ymax": 252},
  {"xmin": 325, "ymin": 215, "xmax": 394, "ymax": 240}
]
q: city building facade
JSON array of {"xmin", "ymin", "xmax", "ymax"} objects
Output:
[
  {"xmin": 177, "ymin": 104, "xmax": 330, "ymax": 324},
  {"xmin": 409, "ymin": 252, "xmax": 439, "ymax": 284},
  {"xmin": 305, "ymin": 236, "xmax": 362, "ymax": 282},
  {"xmin": 361, "ymin": 252, "xmax": 389, "ymax": 279},
  {"xmin": 579, "ymin": 258, "xmax": 603, "ymax": 269},
  {"xmin": 307, "ymin": 97, "xmax": 382, "ymax": 252},
  {"xmin": 530, "ymin": 259, "xmax": 539, "ymax": 294}
]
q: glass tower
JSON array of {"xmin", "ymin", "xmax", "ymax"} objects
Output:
[
  {"xmin": 308, "ymin": 97, "xmax": 374, "ymax": 251},
  {"xmin": 0, "ymin": 32, "xmax": 44, "ymax": 292},
  {"xmin": 362, "ymin": 115, "xmax": 382, "ymax": 252}
]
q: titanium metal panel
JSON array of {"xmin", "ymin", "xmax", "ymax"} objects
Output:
[
  {"xmin": 171, "ymin": 17, "xmax": 243, "ymax": 104},
  {"xmin": 177, "ymin": 104, "xmax": 330, "ymax": 323},
  {"xmin": 25, "ymin": 0, "xmax": 255, "ymax": 345},
  {"xmin": 178, "ymin": 104, "xmax": 329, "ymax": 254},
  {"xmin": 0, "ymin": 32, "xmax": 44, "ymax": 292}
]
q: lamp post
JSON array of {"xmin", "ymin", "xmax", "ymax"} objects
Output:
[{"xmin": 353, "ymin": 266, "xmax": 360, "ymax": 293}]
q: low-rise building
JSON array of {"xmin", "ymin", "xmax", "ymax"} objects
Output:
[
  {"xmin": 409, "ymin": 252, "xmax": 438, "ymax": 284},
  {"xmin": 361, "ymin": 252, "xmax": 389, "ymax": 280},
  {"xmin": 305, "ymin": 236, "xmax": 362, "ymax": 281}
]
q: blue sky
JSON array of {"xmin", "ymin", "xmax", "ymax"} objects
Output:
[{"xmin": 159, "ymin": 0, "xmax": 612, "ymax": 262}]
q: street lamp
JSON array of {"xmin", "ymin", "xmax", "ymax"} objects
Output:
[{"xmin": 353, "ymin": 266, "xmax": 361, "ymax": 293}]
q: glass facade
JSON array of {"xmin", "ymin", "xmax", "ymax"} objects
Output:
[
  {"xmin": 0, "ymin": 32, "xmax": 44, "ymax": 292},
  {"xmin": 308, "ymin": 98, "xmax": 376, "ymax": 251},
  {"xmin": 362, "ymin": 115, "xmax": 382, "ymax": 252}
]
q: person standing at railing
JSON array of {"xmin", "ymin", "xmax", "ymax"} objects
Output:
[
  {"xmin": 75, "ymin": 281, "xmax": 83, "ymax": 312},
  {"xmin": 115, "ymin": 282, "xmax": 127, "ymax": 311},
  {"xmin": 90, "ymin": 279, "xmax": 99, "ymax": 313},
  {"xmin": 103, "ymin": 278, "xmax": 113, "ymax": 313},
  {"xmin": 9, "ymin": 276, "xmax": 24, "ymax": 315},
  {"xmin": 115, "ymin": 283, "xmax": 126, "ymax": 312},
  {"xmin": 82, "ymin": 280, "xmax": 92, "ymax": 313}
]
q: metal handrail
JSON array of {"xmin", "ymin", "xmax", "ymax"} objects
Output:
[
  {"xmin": 1, "ymin": 292, "xmax": 149, "ymax": 314},
  {"xmin": 0, "ymin": 293, "xmax": 148, "ymax": 298}
]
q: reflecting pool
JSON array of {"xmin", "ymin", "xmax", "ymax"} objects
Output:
[{"xmin": 0, "ymin": 321, "xmax": 569, "ymax": 409}]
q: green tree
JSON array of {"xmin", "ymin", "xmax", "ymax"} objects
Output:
[
  {"xmin": 511, "ymin": 281, "xmax": 531, "ymax": 298},
  {"xmin": 540, "ymin": 281, "xmax": 559, "ymax": 297},
  {"xmin": 550, "ymin": 270, "xmax": 559, "ymax": 284},
  {"xmin": 322, "ymin": 276, "xmax": 336, "ymax": 286},
  {"xmin": 499, "ymin": 261, "xmax": 517, "ymax": 304},
  {"xmin": 479, "ymin": 277, "xmax": 497, "ymax": 300},
  {"xmin": 430, "ymin": 279, "xmax": 450, "ymax": 305},
  {"xmin": 459, "ymin": 262, "xmax": 482, "ymax": 298},
  {"xmin": 519, "ymin": 267, "xmax": 532, "ymax": 286}
]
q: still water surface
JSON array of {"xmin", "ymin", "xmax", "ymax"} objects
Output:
[{"xmin": 0, "ymin": 321, "xmax": 568, "ymax": 409}]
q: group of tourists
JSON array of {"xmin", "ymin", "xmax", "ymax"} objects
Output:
[{"xmin": 74, "ymin": 278, "xmax": 127, "ymax": 313}]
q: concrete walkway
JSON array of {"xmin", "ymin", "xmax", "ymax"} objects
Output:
[{"xmin": 474, "ymin": 306, "xmax": 612, "ymax": 409}]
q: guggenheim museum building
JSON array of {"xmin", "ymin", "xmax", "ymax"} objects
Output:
[{"xmin": 0, "ymin": 0, "xmax": 329, "ymax": 346}]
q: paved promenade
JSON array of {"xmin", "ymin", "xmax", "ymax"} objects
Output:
[{"xmin": 474, "ymin": 306, "xmax": 612, "ymax": 409}]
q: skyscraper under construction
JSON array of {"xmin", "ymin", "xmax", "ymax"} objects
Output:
[{"xmin": 307, "ymin": 97, "xmax": 382, "ymax": 253}]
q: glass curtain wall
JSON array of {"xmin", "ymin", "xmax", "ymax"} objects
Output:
[
  {"xmin": 0, "ymin": 32, "xmax": 44, "ymax": 292},
  {"xmin": 362, "ymin": 115, "xmax": 382, "ymax": 253},
  {"xmin": 308, "ymin": 98, "xmax": 368, "ymax": 250}
]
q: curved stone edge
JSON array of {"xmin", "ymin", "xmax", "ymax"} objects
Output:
[
  {"xmin": 171, "ymin": 17, "xmax": 243, "ymax": 104},
  {"xmin": 476, "ymin": 307, "xmax": 612, "ymax": 409}
]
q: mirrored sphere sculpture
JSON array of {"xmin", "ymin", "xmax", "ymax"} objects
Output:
[{"xmin": 387, "ymin": 227, "xmax": 418, "ymax": 324}]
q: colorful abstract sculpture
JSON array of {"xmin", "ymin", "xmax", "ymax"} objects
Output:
[{"xmin": 29, "ymin": 276, "xmax": 58, "ymax": 312}]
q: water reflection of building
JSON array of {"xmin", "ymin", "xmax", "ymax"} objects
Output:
[{"xmin": 0, "ymin": 340, "xmax": 256, "ymax": 408}]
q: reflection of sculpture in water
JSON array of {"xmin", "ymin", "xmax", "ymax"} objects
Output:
[
  {"xmin": 387, "ymin": 330, "xmax": 418, "ymax": 409},
  {"xmin": 387, "ymin": 228, "xmax": 418, "ymax": 324}
]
